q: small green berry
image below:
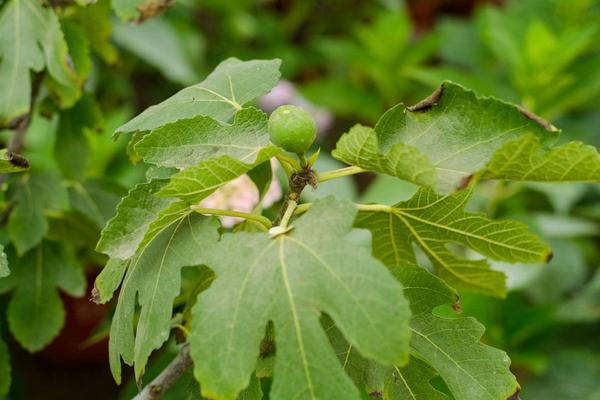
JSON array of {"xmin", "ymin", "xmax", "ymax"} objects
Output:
[{"xmin": 268, "ymin": 105, "xmax": 316, "ymax": 155}]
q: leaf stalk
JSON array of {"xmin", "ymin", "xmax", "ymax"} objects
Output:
[
  {"xmin": 294, "ymin": 202, "xmax": 393, "ymax": 215},
  {"xmin": 317, "ymin": 166, "xmax": 366, "ymax": 182},
  {"xmin": 191, "ymin": 207, "xmax": 272, "ymax": 230}
]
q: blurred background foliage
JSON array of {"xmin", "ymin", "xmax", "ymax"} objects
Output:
[{"xmin": 0, "ymin": 0, "xmax": 599, "ymax": 398}]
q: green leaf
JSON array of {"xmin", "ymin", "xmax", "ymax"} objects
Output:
[
  {"xmin": 0, "ymin": 245, "xmax": 8, "ymax": 278},
  {"xmin": 159, "ymin": 148, "xmax": 280, "ymax": 204},
  {"xmin": 0, "ymin": 0, "xmax": 79, "ymax": 124},
  {"xmin": 356, "ymin": 187, "xmax": 551, "ymax": 297},
  {"xmin": 247, "ymin": 160, "xmax": 273, "ymax": 202},
  {"xmin": 68, "ymin": 179, "xmax": 126, "ymax": 228},
  {"xmin": 385, "ymin": 357, "xmax": 448, "ymax": 400},
  {"xmin": 0, "ymin": 333, "xmax": 9, "ymax": 395},
  {"xmin": 46, "ymin": 210, "xmax": 101, "ymax": 248},
  {"xmin": 0, "ymin": 149, "xmax": 29, "ymax": 173},
  {"xmin": 237, "ymin": 375, "xmax": 263, "ymax": 400},
  {"xmin": 394, "ymin": 265, "xmax": 519, "ymax": 400},
  {"xmin": 116, "ymin": 58, "xmax": 281, "ymax": 134},
  {"xmin": 96, "ymin": 180, "xmax": 176, "ymax": 260},
  {"xmin": 136, "ymin": 107, "xmax": 273, "ymax": 169},
  {"xmin": 44, "ymin": 20, "xmax": 90, "ymax": 108},
  {"xmin": 54, "ymin": 95, "xmax": 103, "ymax": 180},
  {"xmin": 7, "ymin": 172, "xmax": 69, "ymax": 255},
  {"xmin": 323, "ymin": 315, "xmax": 390, "ymax": 397},
  {"xmin": 332, "ymin": 124, "xmax": 437, "ymax": 188},
  {"xmin": 108, "ymin": 214, "xmax": 218, "ymax": 382},
  {"xmin": 326, "ymin": 269, "xmax": 450, "ymax": 400},
  {"xmin": 93, "ymin": 258, "xmax": 128, "ymax": 304},
  {"xmin": 5, "ymin": 242, "xmax": 85, "ymax": 352},
  {"xmin": 483, "ymin": 133, "xmax": 600, "ymax": 183},
  {"xmin": 112, "ymin": 16, "xmax": 199, "ymax": 85},
  {"xmin": 190, "ymin": 198, "xmax": 411, "ymax": 400},
  {"xmin": 523, "ymin": 351, "xmax": 600, "ymax": 400},
  {"xmin": 71, "ymin": 0, "xmax": 117, "ymax": 64},
  {"xmin": 355, "ymin": 82, "xmax": 559, "ymax": 192},
  {"xmin": 556, "ymin": 270, "xmax": 600, "ymax": 323}
]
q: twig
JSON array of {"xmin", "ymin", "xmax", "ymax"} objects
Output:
[
  {"xmin": 7, "ymin": 73, "xmax": 43, "ymax": 153},
  {"xmin": 0, "ymin": 73, "xmax": 44, "ymax": 185},
  {"xmin": 133, "ymin": 345, "xmax": 193, "ymax": 400},
  {"xmin": 273, "ymin": 167, "xmax": 317, "ymax": 226}
]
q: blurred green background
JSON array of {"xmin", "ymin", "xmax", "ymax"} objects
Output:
[{"xmin": 1, "ymin": 0, "xmax": 599, "ymax": 399}]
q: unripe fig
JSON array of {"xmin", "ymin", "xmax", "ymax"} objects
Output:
[{"xmin": 268, "ymin": 105, "xmax": 316, "ymax": 154}]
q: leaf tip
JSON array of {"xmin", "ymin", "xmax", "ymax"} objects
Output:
[
  {"xmin": 407, "ymin": 84, "xmax": 444, "ymax": 112},
  {"xmin": 452, "ymin": 300, "xmax": 462, "ymax": 314},
  {"xmin": 457, "ymin": 174, "xmax": 474, "ymax": 190},
  {"xmin": 507, "ymin": 387, "xmax": 521, "ymax": 400},
  {"xmin": 90, "ymin": 285, "xmax": 101, "ymax": 305}
]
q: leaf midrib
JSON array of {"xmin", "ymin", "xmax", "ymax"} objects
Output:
[
  {"xmin": 393, "ymin": 366, "xmax": 417, "ymax": 400},
  {"xmin": 393, "ymin": 212, "xmax": 498, "ymax": 292},
  {"xmin": 392, "ymin": 209, "xmax": 542, "ymax": 258},
  {"xmin": 285, "ymin": 236, "xmax": 387, "ymax": 346},
  {"xmin": 410, "ymin": 327, "xmax": 496, "ymax": 400},
  {"xmin": 279, "ymin": 239, "xmax": 316, "ymax": 399}
]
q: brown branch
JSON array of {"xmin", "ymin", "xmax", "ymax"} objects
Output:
[
  {"xmin": 274, "ymin": 167, "xmax": 317, "ymax": 226},
  {"xmin": 133, "ymin": 345, "xmax": 193, "ymax": 400},
  {"xmin": 0, "ymin": 73, "xmax": 44, "ymax": 185},
  {"xmin": 7, "ymin": 73, "xmax": 44, "ymax": 153}
]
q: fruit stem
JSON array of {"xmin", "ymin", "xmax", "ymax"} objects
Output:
[
  {"xmin": 299, "ymin": 153, "xmax": 308, "ymax": 168},
  {"xmin": 318, "ymin": 166, "xmax": 367, "ymax": 182},
  {"xmin": 190, "ymin": 206, "xmax": 272, "ymax": 230}
]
